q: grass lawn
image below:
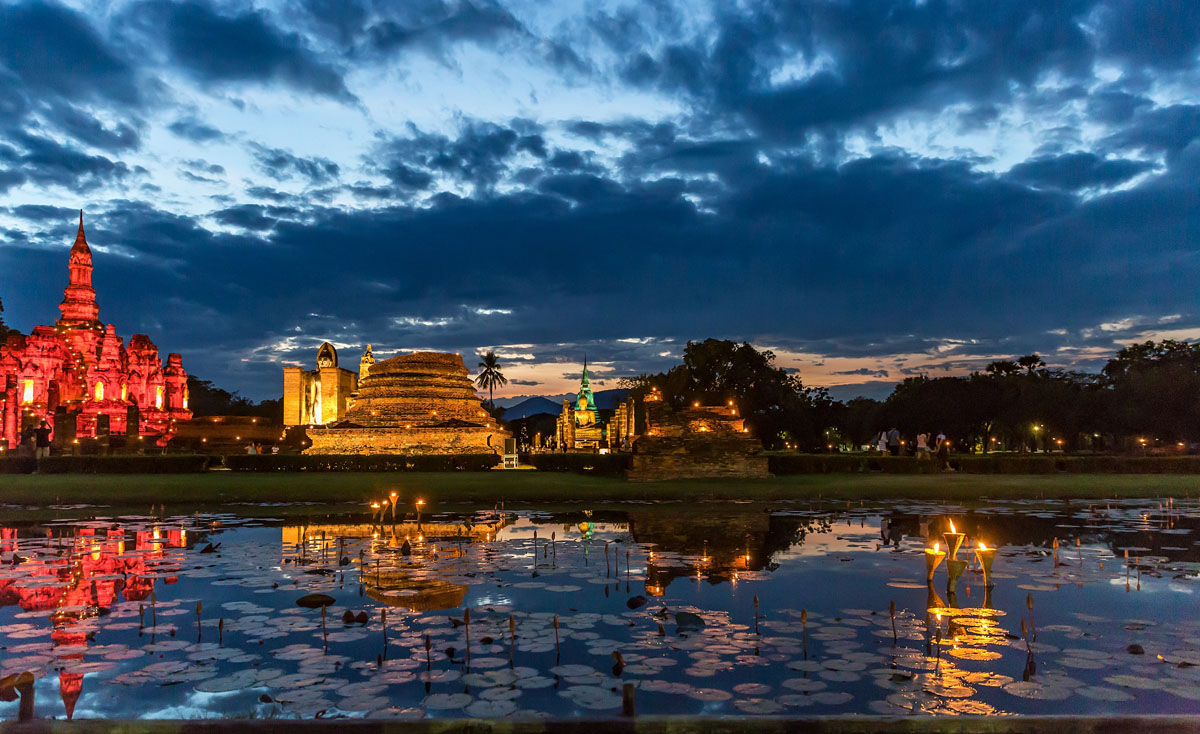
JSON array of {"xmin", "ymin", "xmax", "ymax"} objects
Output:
[{"xmin": 0, "ymin": 471, "xmax": 1196, "ymax": 509}]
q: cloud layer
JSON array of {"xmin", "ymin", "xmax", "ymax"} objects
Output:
[{"xmin": 1, "ymin": 0, "xmax": 1197, "ymax": 400}]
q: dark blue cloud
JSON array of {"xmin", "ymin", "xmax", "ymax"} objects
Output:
[
  {"xmin": 0, "ymin": 0, "xmax": 141, "ymax": 106},
  {"xmin": 168, "ymin": 116, "xmax": 227, "ymax": 143},
  {"xmin": 1006, "ymin": 153, "xmax": 1153, "ymax": 191},
  {"xmin": 1096, "ymin": 0, "xmax": 1200, "ymax": 69},
  {"xmin": 130, "ymin": 0, "xmax": 354, "ymax": 101},
  {"xmin": 0, "ymin": 131, "xmax": 141, "ymax": 192},
  {"xmin": 250, "ymin": 144, "xmax": 340, "ymax": 185}
]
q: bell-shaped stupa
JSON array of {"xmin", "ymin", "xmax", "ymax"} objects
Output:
[{"xmin": 306, "ymin": 351, "xmax": 509, "ymax": 455}]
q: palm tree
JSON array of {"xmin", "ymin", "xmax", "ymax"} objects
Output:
[{"xmin": 475, "ymin": 350, "xmax": 507, "ymax": 410}]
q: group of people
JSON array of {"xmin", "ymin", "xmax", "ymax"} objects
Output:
[
  {"xmin": 243, "ymin": 442, "xmax": 279, "ymax": 455},
  {"xmin": 15, "ymin": 420, "xmax": 54, "ymax": 458},
  {"xmin": 875, "ymin": 427, "xmax": 953, "ymax": 468}
]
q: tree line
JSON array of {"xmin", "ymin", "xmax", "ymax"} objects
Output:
[{"xmin": 620, "ymin": 338, "xmax": 1200, "ymax": 454}]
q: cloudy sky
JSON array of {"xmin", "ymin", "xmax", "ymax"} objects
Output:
[{"xmin": 1, "ymin": 0, "xmax": 1197, "ymax": 401}]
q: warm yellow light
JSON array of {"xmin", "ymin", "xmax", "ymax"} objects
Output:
[
  {"xmin": 21, "ymin": 380, "xmax": 34, "ymax": 404},
  {"xmin": 94, "ymin": 382, "xmax": 104, "ymax": 400},
  {"xmin": 155, "ymin": 386, "xmax": 164, "ymax": 409},
  {"xmin": 978, "ymin": 542, "xmax": 989, "ymax": 551},
  {"xmin": 949, "ymin": 520, "xmax": 956, "ymax": 534}
]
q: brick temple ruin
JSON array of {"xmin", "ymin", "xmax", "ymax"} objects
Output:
[
  {"xmin": 289, "ymin": 348, "xmax": 510, "ymax": 455},
  {"xmin": 627, "ymin": 388, "xmax": 769, "ymax": 480},
  {"xmin": 0, "ymin": 214, "xmax": 191, "ymax": 449}
]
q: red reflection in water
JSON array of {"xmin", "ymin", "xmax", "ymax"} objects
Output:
[{"xmin": 0, "ymin": 526, "xmax": 187, "ymax": 719}]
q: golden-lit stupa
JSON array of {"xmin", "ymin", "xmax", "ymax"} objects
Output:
[{"xmin": 306, "ymin": 352, "xmax": 509, "ymax": 455}]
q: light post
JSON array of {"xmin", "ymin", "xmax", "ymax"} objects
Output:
[{"xmin": 415, "ymin": 499, "xmax": 425, "ymax": 527}]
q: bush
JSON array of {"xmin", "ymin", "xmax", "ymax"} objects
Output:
[
  {"xmin": 0, "ymin": 456, "xmax": 37, "ymax": 474},
  {"xmin": 222, "ymin": 454, "xmax": 501, "ymax": 472},
  {"xmin": 770, "ymin": 453, "xmax": 1200, "ymax": 475},
  {"xmin": 768, "ymin": 455, "xmax": 941, "ymax": 474},
  {"xmin": 34, "ymin": 455, "xmax": 212, "ymax": 474},
  {"xmin": 522, "ymin": 453, "xmax": 631, "ymax": 477}
]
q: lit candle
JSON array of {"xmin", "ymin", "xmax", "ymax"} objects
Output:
[
  {"xmin": 925, "ymin": 541, "xmax": 946, "ymax": 581},
  {"xmin": 975, "ymin": 542, "xmax": 996, "ymax": 587},
  {"xmin": 942, "ymin": 519, "xmax": 965, "ymax": 559}
]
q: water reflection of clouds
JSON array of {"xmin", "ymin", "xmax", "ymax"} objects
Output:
[{"xmin": 2, "ymin": 500, "xmax": 1199, "ymax": 721}]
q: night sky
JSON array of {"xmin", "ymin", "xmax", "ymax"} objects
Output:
[{"xmin": 1, "ymin": 0, "xmax": 1197, "ymax": 402}]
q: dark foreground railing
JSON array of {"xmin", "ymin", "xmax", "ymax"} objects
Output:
[{"xmin": 2, "ymin": 716, "xmax": 1200, "ymax": 734}]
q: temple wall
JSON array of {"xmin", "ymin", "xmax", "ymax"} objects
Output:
[{"xmin": 306, "ymin": 426, "xmax": 503, "ymax": 455}]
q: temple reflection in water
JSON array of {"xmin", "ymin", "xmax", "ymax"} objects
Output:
[{"xmin": 0, "ymin": 525, "xmax": 189, "ymax": 719}]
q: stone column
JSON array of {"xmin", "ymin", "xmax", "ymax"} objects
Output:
[
  {"xmin": 319, "ymin": 366, "xmax": 343, "ymax": 424},
  {"xmin": 282, "ymin": 366, "xmax": 303, "ymax": 426},
  {"xmin": 3, "ymin": 376, "xmax": 16, "ymax": 449}
]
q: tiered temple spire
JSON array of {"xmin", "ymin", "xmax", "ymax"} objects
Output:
[{"xmin": 59, "ymin": 210, "xmax": 100, "ymax": 327}]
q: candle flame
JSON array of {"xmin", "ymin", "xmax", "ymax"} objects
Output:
[
  {"xmin": 978, "ymin": 541, "xmax": 989, "ymax": 551},
  {"xmin": 931, "ymin": 542, "xmax": 940, "ymax": 553},
  {"xmin": 948, "ymin": 520, "xmax": 956, "ymax": 534}
]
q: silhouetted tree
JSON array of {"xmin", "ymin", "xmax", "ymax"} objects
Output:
[
  {"xmin": 475, "ymin": 350, "xmax": 508, "ymax": 410},
  {"xmin": 0, "ymin": 297, "xmax": 18, "ymax": 341},
  {"xmin": 186, "ymin": 376, "xmax": 281, "ymax": 420}
]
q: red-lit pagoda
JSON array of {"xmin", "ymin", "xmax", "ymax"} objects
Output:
[{"xmin": 0, "ymin": 212, "xmax": 191, "ymax": 448}]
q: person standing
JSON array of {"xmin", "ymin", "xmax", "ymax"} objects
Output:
[
  {"xmin": 935, "ymin": 432, "xmax": 951, "ymax": 470},
  {"xmin": 876, "ymin": 430, "xmax": 888, "ymax": 455},
  {"xmin": 886, "ymin": 427, "xmax": 900, "ymax": 456},
  {"xmin": 916, "ymin": 432, "xmax": 930, "ymax": 460},
  {"xmin": 34, "ymin": 421, "xmax": 53, "ymax": 459}
]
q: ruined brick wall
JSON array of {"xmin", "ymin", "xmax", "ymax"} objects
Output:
[
  {"xmin": 306, "ymin": 426, "xmax": 504, "ymax": 455},
  {"xmin": 627, "ymin": 399, "xmax": 769, "ymax": 481}
]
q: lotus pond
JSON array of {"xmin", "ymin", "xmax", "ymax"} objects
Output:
[{"xmin": 1, "ymin": 497, "xmax": 1198, "ymax": 721}]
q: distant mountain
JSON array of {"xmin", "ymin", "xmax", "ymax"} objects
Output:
[
  {"xmin": 592, "ymin": 388, "xmax": 631, "ymax": 410},
  {"xmin": 494, "ymin": 389, "xmax": 632, "ymax": 419},
  {"xmin": 500, "ymin": 397, "xmax": 562, "ymax": 420}
]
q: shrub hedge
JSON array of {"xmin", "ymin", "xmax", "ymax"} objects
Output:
[
  {"xmin": 32, "ymin": 455, "xmax": 213, "ymax": 474},
  {"xmin": 3, "ymin": 451, "xmax": 1197, "ymax": 475},
  {"xmin": 222, "ymin": 453, "xmax": 501, "ymax": 472},
  {"xmin": 0, "ymin": 457, "xmax": 38, "ymax": 474},
  {"xmin": 768, "ymin": 454, "xmax": 1200, "ymax": 475},
  {"xmin": 521, "ymin": 453, "xmax": 632, "ymax": 476}
]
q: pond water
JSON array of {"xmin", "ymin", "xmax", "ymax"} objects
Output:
[{"xmin": 1, "ymin": 497, "xmax": 1199, "ymax": 720}]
